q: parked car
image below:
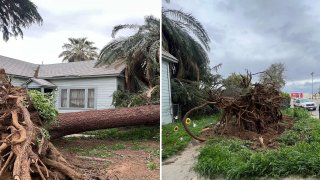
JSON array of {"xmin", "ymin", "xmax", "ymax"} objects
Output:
[{"xmin": 294, "ymin": 98, "xmax": 317, "ymax": 111}]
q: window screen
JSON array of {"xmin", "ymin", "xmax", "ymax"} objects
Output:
[{"xmin": 69, "ymin": 89, "xmax": 85, "ymax": 108}]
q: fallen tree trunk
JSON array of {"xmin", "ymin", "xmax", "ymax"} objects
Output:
[{"xmin": 50, "ymin": 105, "xmax": 159, "ymax": 139}]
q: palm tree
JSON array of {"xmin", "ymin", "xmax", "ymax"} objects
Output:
[
  {"xmin": 96, "ymin": 16, "xmax": 160, "ymax": 92},
  {"xmin": 162, "ymin": 9, "xmax": 211, "ymax": 81},
  {"xmin": 0, "ymin": 0, "xmax": 42, "ymax": 41},
  {"xmin": 59, "ymin": 37, "xmax": 98, "ymax": 62}
]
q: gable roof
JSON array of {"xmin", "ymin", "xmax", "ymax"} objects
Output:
[
  {"xmin": 23, "ymin": 78, "xmax": 56, "ymax": 88},
  {"xmin": 0, "ymin": 55, "xmax": 38, "ymax": 77},
  {"xmin": 38, "ymin": 59, "xmax": 125, "ymax": 79},
  {"xmin": 0, "ymin": 55, "xmax": 125, "ymax": 78}
]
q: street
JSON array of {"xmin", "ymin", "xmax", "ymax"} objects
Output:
[
  {"xmin": 290, "ymin": 98, "xmax": 320, "ymax": 119},
  {"xmin": 311, "ymin": 99, "xmax": 320, "ymax": 118}
]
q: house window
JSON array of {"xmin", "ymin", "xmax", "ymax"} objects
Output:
[
  {"xmin": 60, "ymin": 88, "xmax": 95, "ymax": 109},
  {"xmin": 87, "ymin": 89, "xmax": 95, "ymax": 108},
  {"xmin": 61, "ymin": 89, "xmax": 67, "ymax": 107},
  {"xmin": 70, "ymin": 89, "xmax": 85, "ymax": 108}
]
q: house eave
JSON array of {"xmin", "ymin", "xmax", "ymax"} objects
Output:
[
  {"xmin": 39, "ymin": 73, "xmax": 123, "ymax": 80},
  {"xmin": 162, "ymin": 52, "xmax": 178, "ymax": 63},
  {"xmin": 7, "ymin": 74, "xmax": 31, "ymax": 79}
]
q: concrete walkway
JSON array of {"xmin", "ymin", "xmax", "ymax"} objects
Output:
[{"xmin": 162, "ymin": 141, "xmax": 210, "ymax": 180}]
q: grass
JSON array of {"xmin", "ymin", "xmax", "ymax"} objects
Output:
[
  {"xmin": 63, "ymin": 126, "xmax": 159, "ymax": 158},
  {"xmin": 82, "ymin": 126, "xmax": 159, "ymax": 141},
  {"xmin": 162, "ymin": 114, "xmax": 221, "ymax": 160},
  {"xmin": 67, "ymin": 145, "xmax": 113, "ymax": 158},
  {"xmin": 147, "ymin": 161, "xmax": 159, "ymax": 170},
  {"xmin": 196, "ymin": 108, "xmax": 320, "ymax": 179}
]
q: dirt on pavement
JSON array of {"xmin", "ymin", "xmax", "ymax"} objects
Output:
[{"xmin": 54, "ymin": 138, "xmax": 160, "ymax": 180}]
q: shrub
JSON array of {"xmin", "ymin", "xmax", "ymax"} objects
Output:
[
  {"xmin": 171, "ymin": 79, "xmax": 218, "ymax": 116},
  {"xmin": 280, "ymin": 92, "xmax": 291, "ymax": 108},
  {"xmin": 112, "ymin": 86, "xmax": 159, "ymax": 107},
  {"xmin": 28, "ymin": 90, "xmax": 58, "ymax": 128}
]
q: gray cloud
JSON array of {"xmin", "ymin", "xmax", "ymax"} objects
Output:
[
  {"xmin": 24, "ymin": 8, "xmax": 112, "ymax": 38},
  {"xmin": 164, "ymin": 0, "xmax": 320, "ymax": 92}
]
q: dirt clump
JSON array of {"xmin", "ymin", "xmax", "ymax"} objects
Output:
[{"xmin": 201, "ymin": 115, "xmax": 294, "ymax": 149}]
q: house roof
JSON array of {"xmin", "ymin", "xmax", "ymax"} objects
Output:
[
  {"xmin": 0, "ymin": 55, "xmax": 125, "ymax": 78},
  {"xmin": 0, "ymin": 55, "xmax": 38, "ymax": 77},
  {"xmin": 38, "ymin": 59, "xmax": 125, "ymax": 79},
  {"xmin": 26, "ymin": 78, "xmax": 56, "ymax": 87},
  {"xmin": 162, "ymin": 50, "xmax": 178, "ymax": 63}
]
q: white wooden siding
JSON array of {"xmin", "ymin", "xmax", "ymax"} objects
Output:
[
  {"xmin": 50, "ymin": 77, "xmax": 117, "ymax": 113},
  {"xmin": 161, "ymin": 60, "xmax": 173, "ymax": 124},
  {"xmin": 10, "ymin": 77, "xmax": 28, "ymax": 87},
  {"xmin": 27, "ymin": 81, "xmax": 41, "ymax": 88}
]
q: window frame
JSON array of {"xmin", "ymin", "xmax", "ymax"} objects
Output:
[{"xmin": 58, "ymin": 87, "xmax": 97, "ymax": 110}]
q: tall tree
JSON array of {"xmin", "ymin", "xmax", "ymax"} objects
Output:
[
  {"xmin": 59, "ymin": 37, "xmax": 98, "ymax": 62},
  {"xmin": 259, "ymin": 63, "xmax": 286, "ymax": 89},
  {"xmin": 162, "ymin": 9, "xmax": 211, "ymax": 81},
  {"xmin": 0, "ymin": 0, "xmax": 42, "ymax": 41},
  {"xmin": 96, "ymin": 16, "xmax": 160, "ymax": 92}
]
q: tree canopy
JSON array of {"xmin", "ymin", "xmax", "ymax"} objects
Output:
[
  {"xmin": 162, "ymin": 8, "xmax": 211, "ymax": 81},
  {"xmin": 259, "ymin": 63, "xmax": 286, "ymax": 89},
  {"xmin": 96, "ymin": 15, "xmax": 160, "ymax": 93},
  {"xmin": 0, "ymin": 0, "xmax": 42, "ymax": 41},
  {"xmin": 59, "ymin": 37, "xmax": 98, "ymax": 63}
]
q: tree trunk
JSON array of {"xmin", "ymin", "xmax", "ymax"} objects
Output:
[{"xmin": 49, "ymin": 105, "xmax": 159, "ymax": 139}]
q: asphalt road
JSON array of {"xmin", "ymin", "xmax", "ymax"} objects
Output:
[
  {"xmin": 310, "ymin": 99, "xmax": 320, "ymax": 119},
  {"xmin": 291, "ymin": 98, "xmax": 320, "ymax": 119}
]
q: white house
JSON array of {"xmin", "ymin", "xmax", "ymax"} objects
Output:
[
  {"xmin": 161, "ymin": 51, "xmax": 178, "ymax": 124},
  {"xmin": 0, "ymin": 55, "xmax": 125, "ymax": 113}
]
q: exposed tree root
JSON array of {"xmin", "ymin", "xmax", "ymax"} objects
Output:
[
  {"xmin": 0, "ymin": 69, "xmax": 86, "ymax": 179},
  {"xmin": 182, "ymin": 71, "xmax": 285, "ymax": 142}
]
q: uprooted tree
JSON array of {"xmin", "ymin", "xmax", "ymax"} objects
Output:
[
  {"xmin": 0, "ymin": 69, "xmax": 159, "ymax": 179},
  {"xmin": 0, "ymin": 69, "xmax": 86, "ymax": 179},
  {"xmin": 182, "ymin": 71, "xmax": 286, "ymax": 142}
]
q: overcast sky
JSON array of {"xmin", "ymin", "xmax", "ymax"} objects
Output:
[
  {"xmin": 0, "ymin": 0, "xmax": 160, "ymax": 63},
  {"xmin": 164, "ymin": 0, "xmax": 320, "ymax": 93}
]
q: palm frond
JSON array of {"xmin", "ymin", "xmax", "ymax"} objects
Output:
[{"xmin": 111, "ymin": 24, "xmax": 140, "ymax": 38}]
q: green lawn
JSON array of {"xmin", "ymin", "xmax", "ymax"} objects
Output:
[
  {"xmin": 162, "ymin": 114, "xmax": 221, "ymax": 160},
  {"xmin": 82, "ymin": 126, "xmax": 160, "ymax": 141},
  {"xmin": 196, "ymin": 108, "xmax": 320, "ymax": 179}
]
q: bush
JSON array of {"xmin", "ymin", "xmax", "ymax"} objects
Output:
[
  {"xmin": 28, "ymin": 90, "xmax": 58, "ymax": 128},
  {"xmin": 171, "ymin": 79, "xmax": 218, "ymax": 116},
  {"xmin": 112, "ymin": 86, "xmax": 159, "ymax": 107},
  {"xmin": 280, "ymin": 92, "xmax": 291, "ymax": 109}
]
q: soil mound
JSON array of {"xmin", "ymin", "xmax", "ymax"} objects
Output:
[{"xmin": 201, "ymin": 115, "xmax": 294, "ymax": 149}]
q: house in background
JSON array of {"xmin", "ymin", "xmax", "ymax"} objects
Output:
[
  {"xmin": 161, "ymin": 51, "xmax": 178, "ymax": 124},
  {"xmin": 0, "ymin": 55, "xmax": 125, "ymax": 113}
]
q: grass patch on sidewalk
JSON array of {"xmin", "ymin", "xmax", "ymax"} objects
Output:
[
  {"xmin": 162, "ymin": 114, "xmax": 220, "ymax": 160},
  {"xmin": 196, "ymin": 108, "xmax": 320, "ymax": 179}
]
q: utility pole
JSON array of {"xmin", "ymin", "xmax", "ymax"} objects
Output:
[{"xmin": 311, "ymin": 72, "xmax": 314, "ymax": 99}]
